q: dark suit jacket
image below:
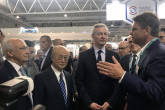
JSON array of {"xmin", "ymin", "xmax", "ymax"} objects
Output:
[
  {"xmin": 41, "ymin": 47, "xmax": 53, "ymax": 71},
  {"xmin": 0, "ymin": 60, "xmax": 32, "ymax": 110},
  {"xmin": 33, "ymin": 67, "xmax": 73, "ymax": 110},
  {"xmin": 121, "ymin": 39, "xmax": 165, "ymax": 110},
  {"xmin": 120, "ymin": 54, "xmax": 131, "ymax": 72},
  {"xmin": 75, "ymin": 47, "xmax": 121, "ymax": 110}
]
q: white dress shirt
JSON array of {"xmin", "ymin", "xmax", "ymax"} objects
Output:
[{"xmin": 51, "ymin": 65, "xmax": 68, "ymax": 97}]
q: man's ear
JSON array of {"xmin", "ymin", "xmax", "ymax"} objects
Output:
[
  {"xmin": 145, "ymin": 26, "xmax": 151, "ymax": 33},
  {"xmin": 7, "ymin": 50, "xmax": 14, "ymax": 57}
]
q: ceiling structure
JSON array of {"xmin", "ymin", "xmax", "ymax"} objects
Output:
[{"xmin": 0, "ymin": 0, "xmax": 165, "ymax": 41}]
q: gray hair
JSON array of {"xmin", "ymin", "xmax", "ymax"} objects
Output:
[
  {"xmin": 51, "ymin": 45, "xmax": 69, "ymax": 57},
  {"xmin": 91, "ymin": 23, "xmax": 109, "ymax": 35},
  {"xmin": 2, "ymin": 40, "xmax": 14, "ymax": 57}
]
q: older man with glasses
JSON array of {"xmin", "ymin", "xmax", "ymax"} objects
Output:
[
  {"xmin": 118, "ymin": 41, "xmax": 130, "ymax": 57},
  {"xmin": 33, "ymin": 45, "xmax": 73, "ymax": 110}
]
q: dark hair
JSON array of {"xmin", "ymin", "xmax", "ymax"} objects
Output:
[
  {"xmin": 24, "ymin": 40, "xmax": 35, "ymax": 47},
  {"xmin": 132, "ymin": 12, "xmax": 160, "ymax": 37},
  {"xmin": 40, "ymin": 35, "xmax": 51, "ymax": 42},
  {"xmin": 160, "ymin": 28, "xmax": 165, "ymax": 33}
]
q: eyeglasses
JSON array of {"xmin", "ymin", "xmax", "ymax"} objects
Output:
[
  {"xmin": 158, "ymin": 36, "xmax": 165, "ymax": 39},
  {"xmin": 95, "ymin": 32, "xmax": 108, "ymax": 36},
  {"xmin": 19, "ymin": 46, "xmax": 29, "ymax": 50},
  {"xmin": 119, "ymin": 46, "xmax": 128, "ymax": 50},
  {"xmin": 54, "ymin": 54, "xmax": 69, "ymax": 61},
  {"xmin": 128, "ymin": 41, "xmax": 133, "ymax": 44}
]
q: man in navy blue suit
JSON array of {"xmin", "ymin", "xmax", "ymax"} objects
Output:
[
  {"xmin": 33, "ymin": 45, "xmax": 73, "ymax": 110},
  {"xmin": 97, "ymin": 12, "xmax": 165, "ymax": 110}
]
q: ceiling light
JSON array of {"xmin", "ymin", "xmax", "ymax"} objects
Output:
[
  {"xmin": 16, "ymin": 16, "xmax": 20, "ymax": 19},
  {"xmin": 64, "ymin": 14, "xmax": 67, "ymax": 17}
]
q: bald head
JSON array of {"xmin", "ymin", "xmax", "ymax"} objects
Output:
[
  {"xmin": 118, "ymin": 41, "xmax": 130, "ymax": 56},
  {"xmin": 53, "ymin": 39, "xmax": 64, "ymax": 46},
  {"xmin": 105, "ymin": 44, "xmax": 113, "ymax": 51}
]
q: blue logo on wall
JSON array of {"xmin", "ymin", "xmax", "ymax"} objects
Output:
[{"xmin": 21, "ymin": 27, "xmax": 38, "ymax": 33}]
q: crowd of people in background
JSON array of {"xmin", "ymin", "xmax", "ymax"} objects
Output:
[{"xmin": 0, "ymin": 11, "xmax": 165, "ymax": 110}]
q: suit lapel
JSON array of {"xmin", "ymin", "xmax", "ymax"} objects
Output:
[
  {"xmin": 5, "ymin": 60, "xmax": 19, "ymax": 77},
  {"xmin": 138, "ymin": 39, "xmax": 159, "ymax": 67}
]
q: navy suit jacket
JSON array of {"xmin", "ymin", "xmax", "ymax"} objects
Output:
[
  {"xmin": 0, "ymin": 60, "xmax": 32, "ymax": 110},
  {"xmin": 120, "ymin": 54, "xmax": 131, "ymax": 72},
  {"xmin": 33, "ymin": 67, "xmax": 73, "ymax": 110},
  {"xmin": 76, "ymin": 47, "xmax": 121, "ymax": 110},
  {"xmin": 41, "ymin": 47, "xmax": 53, "ymax": 71},
  {"xmin": 121, "ymin": 39, "xmax": 165, "ymax": 110}
]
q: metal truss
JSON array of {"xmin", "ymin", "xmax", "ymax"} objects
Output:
[{"xmin": 6, "ymin": 0, "xmax": 108, "ymax": 15}]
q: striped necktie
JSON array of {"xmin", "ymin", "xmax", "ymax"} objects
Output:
[{"xmin": 59, "ymin": 73, "xmax": 67, "ymax": 106}]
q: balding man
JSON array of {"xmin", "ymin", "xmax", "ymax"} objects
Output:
[
  {"xmin": 105, "ymin": 44, "xmax": 113, "ymax": 51},
  {"xmin": 0, "ymin": 38, "xmax": 32, "ymax": 110},
  {"xmin": 118, "ymin": 41, "xmax": 130, "ymax": 57},
  {"xmin": 33, "ymin": 46, "xmax": 73, "ymax": 110},
  {"xmin": 53, "ymin": 38, "xmax": 64, "ymax": 46}
]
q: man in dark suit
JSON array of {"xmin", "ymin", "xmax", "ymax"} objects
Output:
[
  {"xmin": 0, "ymin": 38, "xmax": 32, "ymax": 110},
  {"xmin": 39, "ymin": 35, "xmax": 53, "ymax": 71},
  {"xmin": 120, "ymin": 35, "xmax": 141, "ymax": 72},
  {"xmin": 76, "ymin": 23, "xmax": 121, "ymax": 110},
  {"xmin": 97, "ymin": 12, "xmax": 165, "ymax": 110},
  {"xmin": 33, "ymin": 45, "xmax": 73, "ymax": 110}
]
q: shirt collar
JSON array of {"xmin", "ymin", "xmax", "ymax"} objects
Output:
[
  {"xmin": 93, "ymin": 45, "xmax": 105, "ymax": 55},
  {"xmin": 7, "ymin": 60, "xmax": 21, "ymax": 73},
  {"xmin": 43, "ymin": 48, "xmax": 51, "ymax": 57},
  {"xmin": 51, "ymin": 65, "xmax": 64, "ymax": 77}
]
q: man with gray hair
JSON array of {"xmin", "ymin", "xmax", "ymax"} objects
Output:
[
  {"xmin": 0, "ymin": 38, "xmax": 32, "ymax": 110},
  {"xmin": 76, "ymin": 23, "xmax": 121, "ymax": 110}
]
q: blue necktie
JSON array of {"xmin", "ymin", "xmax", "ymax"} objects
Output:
[{"xmin": 59, "ymin": 73, "xmax": 67, "ymax": 106}]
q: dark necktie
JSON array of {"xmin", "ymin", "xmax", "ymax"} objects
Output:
[
  {"xmin": 97, "ymin": 50, "xmax": 102, "ymax": 62},
  {"xmin": 131, "ymin": 54, "xmax": 137, "ymax": 75},
  {"xmin": 59, "ymin": 73, "xmax": 67, "ymax": 106}
]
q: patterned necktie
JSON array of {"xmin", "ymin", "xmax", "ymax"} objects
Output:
[
  {"xmin": 19, "ymin": 67, "xmax": 33, "ymax": 106},
  {"xmin": 131, "ymin": 54, "xmax": 137, "ymax": 75},
  {"xmin": 19, "ymin": 67, "xmax": 27, "ymax": 76},
  {"xmin": 59, "ymin": 73, "xmax": 67, "ymax": 106},
  {"xmin": 97, "ymin": 50, "xmax": 102, "ymax": 62}
]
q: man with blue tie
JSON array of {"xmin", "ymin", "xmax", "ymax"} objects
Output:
[
  {"xmin": 97, "ymin": 12, "xmax": 165, "ymax": 110},
  {"xmin": 33, "ymin": 45, "xmax": 73, "ymax": 110},
  {"xmin": 0, "ymin": 38, "xmax": 33, "ymax": 110}
]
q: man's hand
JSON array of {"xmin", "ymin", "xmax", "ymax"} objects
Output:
[
  {"xmin": 97, "ymin": 56, "xmax": 125, "ymax": 80},
  {"xmin": 101, "ymin": 102, "xmax": 110, "ymax": 110},
  {"xmin": 90, "ymin": 102, "xmax": 102, "ymax": 110}
]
